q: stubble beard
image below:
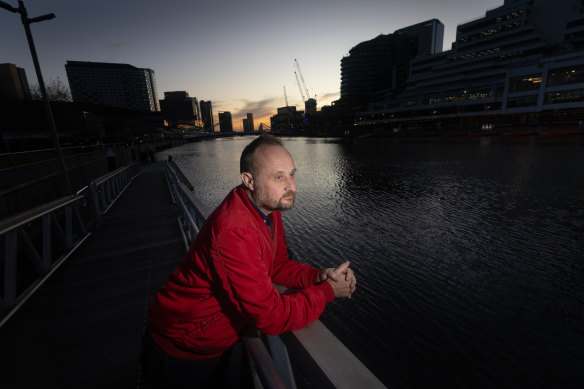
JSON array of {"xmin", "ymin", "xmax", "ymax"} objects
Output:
[
  {"xmin": 276, "ymin": 191, "xmax": 296, "ymax": 211},
  {"xmin": 254, "ymin": 189, "xmax": 296, "ymax": 212}
]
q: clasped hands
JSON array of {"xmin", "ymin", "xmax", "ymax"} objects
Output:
[{"xmin": 317, "ymin": 261, "xmax": 356, "ymax": 299}]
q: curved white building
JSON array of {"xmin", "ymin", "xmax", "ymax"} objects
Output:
[{"xmin": 359, "ymin": 0, "xmax": 584, "ymax": 134}]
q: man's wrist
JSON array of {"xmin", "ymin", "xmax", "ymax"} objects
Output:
[
  {"xmin": 316, "ymin": 280, "xmax": 335, "ymax": 302},
  {"xmin": 314, "ymin": 268, "xmax": 323, "ymax": 284}
]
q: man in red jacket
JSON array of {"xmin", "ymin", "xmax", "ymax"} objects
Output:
[{"xmin": 141, "ymin": 134, "xmax": 356, "ymax": 388}]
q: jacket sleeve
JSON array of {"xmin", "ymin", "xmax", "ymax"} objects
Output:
[{"xmin": 212, "ymin": 226, "xmax": 334, "ymax": 335}]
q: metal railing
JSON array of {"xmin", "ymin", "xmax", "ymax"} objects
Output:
[
  {"xmin": 165, "ymin": 161, "xmax": 206, "ymax": 251},
  {"xmin": 0, "ymin": 195, "xmax": 91, "ymax": 328},
  {"xmin": 164, "ymin": 161, "xmax": 387, "ymax": 389},
  {"xmin": 87, "ymin": 163, "xmax": 140, "ymax": 219},
  {"xmin": 0, "ymin": 163, "xmax": 140, "ymax": 329}
]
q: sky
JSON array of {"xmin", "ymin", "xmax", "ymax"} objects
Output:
[{"xmin": 1, "ymin": 0, "xmax": 504, "ymax": 129}]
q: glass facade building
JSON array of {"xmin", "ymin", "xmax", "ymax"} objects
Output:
[
  {"xmin": 65, "ymin": 61, "xmax": 159, "ymax": 112},
  {"xmin": 200, "ymin": 100, "xmax": 214, "ymax": 131},
  {"xmin": 246, "ymin": 113, "xmax": 254, "ymax": 132},
  {"xmin": 218, "ymin": 111, "xmax": 233, "ymax": 132}
]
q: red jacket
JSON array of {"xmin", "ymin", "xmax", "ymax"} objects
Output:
[{"xmin": 148, "ymin": 185, "xmax": 334, "ymax": 359}]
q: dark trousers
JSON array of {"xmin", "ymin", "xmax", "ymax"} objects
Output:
[{"xmin": 140, "ymin": 332, "xmax": 254, "ymax": 388}]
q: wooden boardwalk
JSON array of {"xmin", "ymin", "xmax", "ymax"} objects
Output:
[{"xmin": 0, "ymin": 162, "xmax": 186, "ymax": 387}]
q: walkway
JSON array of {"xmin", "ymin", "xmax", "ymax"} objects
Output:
[{"xmin": 0, "ymin": 162, "xmax": 185, "ymax": 387}]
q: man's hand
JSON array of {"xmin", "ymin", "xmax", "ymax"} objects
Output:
[{"xmin": 318, "ymin": 261, "xmax": 357, "ymax": 298}]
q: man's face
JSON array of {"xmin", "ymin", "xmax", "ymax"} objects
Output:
[{"xmin": 249, "ymin": 145, "xmax": 297, "ymax": 214}]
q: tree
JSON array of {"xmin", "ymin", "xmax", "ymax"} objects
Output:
[{"xmin": 30, "ymin": 77, "xmax": 72, "ymax": 102}]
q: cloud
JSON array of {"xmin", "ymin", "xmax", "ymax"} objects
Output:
[
  {"xmin": 214, "ymin": 96, "xmax": 283, "ymax": 129},
  {"xmin": 318, "ymin": 91, "xmax": 340, "ymax": 105},
  {"xmin": 231, "ymin": 97, "xmax": 281, "ymax": 117}
]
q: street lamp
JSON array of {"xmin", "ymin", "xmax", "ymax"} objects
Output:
[{"xmin": 1, "ymin": 0, "xmax": 72, "ymax": 195}]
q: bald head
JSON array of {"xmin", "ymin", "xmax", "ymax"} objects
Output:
[{"xmin": 240, "ymin": 134, "xmax": 283, "ymax": 176}]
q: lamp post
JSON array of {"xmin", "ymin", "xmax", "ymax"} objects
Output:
[
  {"xmin": 1, "ymin": 0, "xmax": 72, "ymax": 195},
  {"xmin": 459, "ymin": 90, "xmax": 467, "ymax": 133}
]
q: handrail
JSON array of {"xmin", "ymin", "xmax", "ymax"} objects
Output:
[
  {"xmin": 167, "ymin": 159, "xmax": 194, "ymax": 191},
  {"xmin": 164, "ymin": 161, "xmax": 387, "ymax": 389},
  {"xmin": 88, "ymin": 163, "xmax": 140, "ymax": 218},
  {"xmin": 0, "ymin": 163, "xmax": 141, "ymax": 329},
  {"xmin": 0, "ymin": 195, "xmax": 82, "ymax": 235},
  {"xmin": 164, "ymin": 162, "xmax": 207, "ymax": 250},
  {"xmin": 287, "ymin": 321, "xmax": 387, "ymax": 388}
]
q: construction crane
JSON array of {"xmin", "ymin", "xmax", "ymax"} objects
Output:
[
  {"xmin": 283, "ymin": 85, "xmax": 289, "ymax": 106},
  {"xmin": 294, "ymin": 71, "xmax": 306, "ymax": 102},
  {"xmin": 294, "ymin": 59, "xmax": 315, "ymax": 100}
]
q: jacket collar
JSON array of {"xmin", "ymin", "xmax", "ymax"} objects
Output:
[
  {"xmin": 236, "ymin": 185, "xmax": 274, "ymax": 229},
  {"xmin": 245, "ymin": 191, "xmax": 273, "ymax": 228}
]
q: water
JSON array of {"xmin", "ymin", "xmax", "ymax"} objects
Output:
[{"xmin": 157, "ymin": 135, "xmax": 584, "ymax": 388}]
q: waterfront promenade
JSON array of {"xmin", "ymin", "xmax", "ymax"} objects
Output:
[{"xmin": 0, "ymin": 162, "xmax": 185, "ymax": 387}]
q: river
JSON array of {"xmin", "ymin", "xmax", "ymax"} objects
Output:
[{"xmin": 156, "ymin": 135, "xmax": 584, "ymax": 389}]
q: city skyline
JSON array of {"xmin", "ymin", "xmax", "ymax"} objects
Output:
[{"xmin": 1, "ymin": 0, "xmax": 503, "ymax": 129}]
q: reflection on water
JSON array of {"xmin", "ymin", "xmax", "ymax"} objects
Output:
[{"xmin": 157, "ymin": 136, "xmax": 584, "ymax": 389}]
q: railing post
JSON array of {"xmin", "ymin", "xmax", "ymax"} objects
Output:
[
  {"xmin": 42, "ymin": 214, "xmax": 51, "ymax": 268},
  {"xmin": 113, "ymin": 174, "xmax": 120, "ymax": 194},
  {"xmin": 4, "ymin": 231, "xmax": 18, "ymax": 305},
  {"xmin": 105, "ymin": 180, "xmax": 112, "ymax": 204},
  {"xmin": 242, "ymin": 327, "xmax": 289, "ymax": 389},
  {"xmin": 89, "ymin": 181, "xmax": 101, "ymax": 219},
  {"xmin": 265, "ymin": 334, "xmax": 297, "ymax": 389},
  {"xmin": 100, "ymin": 184, "xmax": 106, "ymax": 211},
  {"xmin": 65, "ymin": 205, "xmax": 73, "ymax": 248}
]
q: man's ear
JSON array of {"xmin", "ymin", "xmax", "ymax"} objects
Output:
[{"xmin": 241, "ymin": 172, "xmax": 254, "ymax": 191}]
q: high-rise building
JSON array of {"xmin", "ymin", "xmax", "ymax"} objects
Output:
[
  {"xmin": 218, "ymin": 111, "xmax": 233, "ymax": 132},
  {"xmin": 0, "ymin": 63, "xmax": 32, "ymax": 100},
  {"xmin": 65, "ymin": 61, "xmax": 159, "ymax": 112},
  {"xmin": 243, "ymin": 118, "xmax": 249, "ymax": 132},
  {"xmin": 340, "ymin": 19, "xmax": 443, "ymax": 110},
  {"xmin": 305, "ymin": 98, "xmax": 317, "ymax": 116},
  {"xmin": 395, "ymin": 19, "xmax": 444, "ymax": 56},
  {"xmin": 200, "ymin": 100, "xmax": 214, "ymax": 131},
  {"xmin": 246, "ymin": 113, "xmax": 254, "ymax": 132},
  {"xmin": 359, "ymin": 0, "xmax": 584, "ymax": 133},
  {"xmin": 270, "ymin": 106, "xmax": 303, "ymax": 131},
  {"xmin": 159, "ymin": 91, "xmax": 199, "ymax": 125}
]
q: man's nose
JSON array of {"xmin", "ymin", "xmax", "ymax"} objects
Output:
[{"xmin": 286, "ymin": 176, "xmax": 296, "ymax": 192}]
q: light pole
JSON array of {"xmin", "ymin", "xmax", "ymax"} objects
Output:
[
  {"xmin": 459, "ymin": 90, "xmax": 467, "ymax": 133},
  {"xmin": 1, "ymin": 0, "xmax": 72, "ymax": 195}
]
